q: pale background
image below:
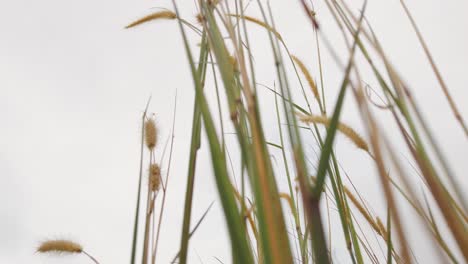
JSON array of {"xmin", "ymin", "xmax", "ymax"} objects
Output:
[{"xmin": 1, "ymin": 0, "xmax": 467, "ymax": 263}]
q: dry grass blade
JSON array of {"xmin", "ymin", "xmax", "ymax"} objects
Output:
[{"xmin": 126, "ymin": 11, "xmax": 177, "ymax": 29}]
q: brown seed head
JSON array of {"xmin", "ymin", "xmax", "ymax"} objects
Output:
[
  {"xmin": 37, "ymin": 239, "xmax": 83, "ymax": 254},
  {"xmin": 145, "ymin": 118, "xmax": 158, "ymax": 150},
  {"xmin": 149, "ymin": 163, "xmax": 161, "ymax": 192}
]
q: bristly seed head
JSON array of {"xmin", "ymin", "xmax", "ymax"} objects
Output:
[
  {"xmin": 149, "ymin": 163, "xmax": 161, "ymax": 192},
  {"xmin": 298, "ymin": 113, "xmax": 369, "ymax": 152},
  {"xmin": 37, "ymin": 239, "xmax": 83, "ymax": 254},
  {"xmin": 291, "ymin": 55, "xmax": 321, "ymax": 103},
  {"xmin": 125, "ymin": 11, "xmax": 176, "ymax": 29},
  {"xmin": 227, "ymin": 14, "xmax": 282, "ymax": 41},
  {"xmin": 145, "ymin": 118, "xmax": 158, "ymax": 150}
]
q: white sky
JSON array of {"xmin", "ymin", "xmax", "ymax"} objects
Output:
[{"xmin": 1, "ymin": 0, "xmax": 467, "ymax": 263}]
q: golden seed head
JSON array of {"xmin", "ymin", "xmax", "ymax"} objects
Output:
[
  {"xmin": 126, "ymin": 11, "xmax": 177, "ymax": 29},
  {"xmin": 37, "ymin": 239, "xmax": 83, "ymax": 254},
  {"xmin": 227, "ymin": 14, "xmax": 282, "ymax": 40},
  {"xmin": 145, "ymin": 118, "xmax": 158, "ymax": 150},
  {"xmin": 291, "ymin": 55, "xmax": 320, "ymax": 103},
  {"xmin": 298, "ymin": 114, "xmax": 369, "ymax": 152},
  {"xmin": 149, "ymin": 164, "xmax": 161, "ymax": 192}
]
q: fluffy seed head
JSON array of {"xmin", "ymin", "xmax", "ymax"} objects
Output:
[
  {"xmin": 145, "ymin": 118, "xmax": 158, "ymax": 150},
  {"xmin": 37, "ymin": 239, "xmax": 83, "ymax": 254},
  {"xmin": 149, "ymin": 164, "xmax": 161, "ymax": 192}
]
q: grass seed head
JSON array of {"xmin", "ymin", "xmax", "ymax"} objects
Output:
[
  {"xmin": 298, "ymin": 114, "xmax": 369, "ymax": 152},
  {"xmin": 291, "ymin": 55, "xmax": 320, "ymax": 103},
  {"xmin": 126, "ymin": 11, "xmax": 176, "ymax": 29},
  {"xmin": 145, "ymin": 118, "xmax": 158, "ymax": 150},
  {"xmin": 149, "ymin": 163, "xmax": 161, "ymax": 192},
  {"xmin": 227, "ymin": 14, "xmax": 282, "ymax": 41},
  {"xmin": 37, "ymin": 239, "xmax": 83, "ymax": 254}
]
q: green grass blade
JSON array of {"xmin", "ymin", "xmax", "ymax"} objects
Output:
[{"xmin": 172, "ymin": 2, "xmax": 254, "ymax": 263}]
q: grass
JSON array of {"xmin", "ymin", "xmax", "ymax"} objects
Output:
[{"xmin": 37, "ymin": 0, "xmax": 467, "ymax": 263}]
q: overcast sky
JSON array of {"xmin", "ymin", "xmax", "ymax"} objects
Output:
[{"xmin": 1, "ymin": 0, "xmax": 467, "ymax": 263}]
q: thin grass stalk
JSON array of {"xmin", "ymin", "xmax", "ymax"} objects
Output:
[
  {"xmin": 256, "ymin": 1, "xmax": 331, "ymax": 262},
  {"xmin": 377, "ymin": 52, "xmax": 468, "ymax": 261},
  {"xmin": 331, "ymin": 158, "xmax": 365, "ymax": 263},
  {"xmin": 142, "ymin": 150, "xmax": 155, "ymax": 264},
  {"xmin": 336, "ymin": 0, "xmax": 466, "ymax": 213},
  {"xmin": 170, "ymin": 202, "xmax": 215, "ymax": 263},
  {"xmin": 271, "ymin": 79, "xmax": 364, "ymax": 263},
  {"xmin": 386, "ymin": 208, "xmax": 393, "ymax": 264},
  {"xmin": 384, "ymin": 137, "xmax": 461, "ymax": 263},
  {"xmin": 306, "ymin": 3, "xmax": 366, "ymax": 263},
  {"xmin": 274, "ymin": 88, "xmax": 306, "ymax": 263},
  {"xmin": 306, "ymin": 0, "xmax": 363, "ymax": 196},
  {"xmin": 327, "ymin": 3, "xmax": 465, "ymax": 261},
  {"xmin": 422, "ymin": 191, "xmax": 459, "ymax": 263},
  {"xmin": 152, "ymin": 92, "xmax": 178, "ymax": 263},
  {"xmin": 361, "ymin": 108, "xmax": 412, "ymax": 263},
  {"xmin": 130, "ymin": 99, "xmax": 151, "ymax": 264},
  {"xmin": 399, "ymin": 0, "xmax": 468, "ymax": 137}
]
